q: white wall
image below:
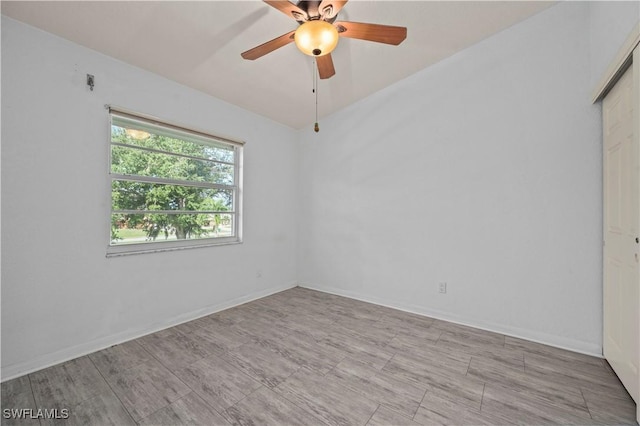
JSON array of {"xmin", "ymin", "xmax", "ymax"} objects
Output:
[
  {"xmin": 589, "ymin": 1, "xmax": 640, "ymax": 89},
  {"xmin": 1, "ymin": 17, "xmax": 299, "ymax": 379},
  {"xmin": 297, "ymin": 2, "xmax": 604, "ymax": 355}
]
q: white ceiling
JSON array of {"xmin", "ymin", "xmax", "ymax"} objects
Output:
[{"xmin": 2, "ymin": 1, "xmax": 553, "ymax": 129}]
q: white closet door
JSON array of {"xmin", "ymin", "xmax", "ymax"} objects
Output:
[{"xmin": 603, "ymin": 57, "xmax": 639, "ymax": 404}]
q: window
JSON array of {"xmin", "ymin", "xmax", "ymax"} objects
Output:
[{"xmin": 108, "ymin": 108, "xmax": 243, "ymax": 255}]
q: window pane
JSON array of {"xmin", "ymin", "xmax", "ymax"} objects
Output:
[
  {"xmin": 109, "ymin": 110, "xmax": 242, "ymax": 253},
  {"xmin": 111, "ymin": 145, "xmax": 234, "ymax": 184},
  {"xmin": 111, "ymin": 213, "xmax": 234, "ymax": 245},
  {"xmin": 112, "ymin": 180, "xmax": 233, "ymax": 212},
  {"xmin": 111, "ymin": 125, "xmax": 235, "ymax": 163}
]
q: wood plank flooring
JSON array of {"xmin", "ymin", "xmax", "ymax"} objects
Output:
[{"xmin": 1, "ymin": 287, "xmax": 637, "ymax": 425}]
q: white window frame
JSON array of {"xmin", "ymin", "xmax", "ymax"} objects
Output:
[{"xmin": 107, "ymin": 107, "xmax": 243, "ymax": 257}]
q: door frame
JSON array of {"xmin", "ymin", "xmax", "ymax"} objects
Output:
[
  {"xmin": 593, "ymin": 23, "xmax": 640, "ymax": 423},
  {"xmin": 592, "ymin": 22, "xmax": 639, "ymax": 103}
]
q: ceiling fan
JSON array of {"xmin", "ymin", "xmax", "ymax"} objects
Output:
[{"xmin": 241, "ymin": 0, "xmax": 407, "ymax": 79}]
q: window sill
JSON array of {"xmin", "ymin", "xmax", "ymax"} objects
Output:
[{"xmin": 106, "ymin": 238, "xmax": 242, "ymax": 257}]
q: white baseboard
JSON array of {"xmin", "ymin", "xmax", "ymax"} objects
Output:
[
  {"xmin": 298, "ymin": 282, "xmax": 603, "ymax": 358},
  {"xmin": 3, "ymin": 280, "xmax": 602, "ymax": 381},
  {"xmin": 1, "ymin": 282, "xmax": 297, "ymax": 382}
]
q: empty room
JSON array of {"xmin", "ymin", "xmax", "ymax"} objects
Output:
[{"xmin": 1, "ymin": 1, "xmax": 639, "ymax": 425}]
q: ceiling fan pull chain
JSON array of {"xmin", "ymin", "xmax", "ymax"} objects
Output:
[
  {"xmin": 314, "ymin": 59, "xmax": 319, "ymax": 133},
  {"xmin": 312, "ymin": 58, "xmax": 316, "ymax": 94}
]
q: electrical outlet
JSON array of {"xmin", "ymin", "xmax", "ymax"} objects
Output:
[{"xmin": 439, "ymin": 282, "xmax": 447, "ymax": 294}]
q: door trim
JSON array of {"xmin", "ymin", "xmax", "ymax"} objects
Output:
[
  {"xmin": 592, "ymin": 22, "xmax": 639, "ymax": 103},
  {"xmin": 634, "ymin": 45, "xmax": 640, "ymax": 424}
]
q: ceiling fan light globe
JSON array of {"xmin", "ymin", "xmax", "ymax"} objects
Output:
[{"xmin": 294, "ymin": 20, "xmax": 339, "ymax": 57}]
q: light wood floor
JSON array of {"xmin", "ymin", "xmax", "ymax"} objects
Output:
[{"xmin": 1, "ymin": 287, "xmax": 637, "ymax": 425}]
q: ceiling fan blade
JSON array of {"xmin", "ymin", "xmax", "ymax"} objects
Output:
[
  {"xmin": 335, "ymin": 21, "xmax": 407, "ymax": 45},
  {"xmin": 319, "ymin": 0, "xmax": 348, "ymax": 20},
  {"xmin": 263, "ymin": 0, "xmax": 308, "ymax": 22},
  {"xmin": 241, "ymin": 30, "xmax": 296, "ymax": 60},
  {"xmin": 317, "ymin": 54, "xmax": 336, "ymax": 79}
]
